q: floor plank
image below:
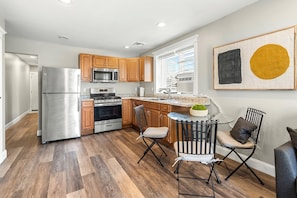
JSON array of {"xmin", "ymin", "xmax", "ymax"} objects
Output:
[
  {"xmin": 0, "ymin": 113, "xmax": 276, "ymax": 198},
  {"xmin": 0, "ymin": 146, "xmax": 22, "ymax": 177},
  {"xmin": 105, "ymin": 157, "xmax": 145, "ymax": 198}
]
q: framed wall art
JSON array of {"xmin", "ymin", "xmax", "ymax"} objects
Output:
[{"xmin": 213, "ymin": 26, "xmax": 296, "ymax": 90}]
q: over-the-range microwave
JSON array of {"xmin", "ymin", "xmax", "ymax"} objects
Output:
[{"xmin": 92, "ymin": 68, "xmax": 119, "ymax": 83}]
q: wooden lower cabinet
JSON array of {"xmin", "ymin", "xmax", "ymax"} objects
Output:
[
  {"xmin": 131, "ymin": 99, "xmax": 190, "ymax": 145},
  {"xmin": 167, "ymin": 105, "xmax": 190, "ymax": 143},
  {"xmin": 81, "ymin": 100, "xmax": 94, "ymax": 135},
  {"xmin": 130, "ymin": 99, "xmax": 190, "ymax": 145},
  {"xmin": 145, "ymin": 108, "xmax": 160, "ymax": 127},
  {"xmin": 122, "ymin": 99, "xmax": 132, "ymax": 128}
]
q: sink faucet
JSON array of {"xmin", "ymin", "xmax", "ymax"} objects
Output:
[{"xmin": 158, "ymin": 88, "xmax": 171, "ymax": 99}]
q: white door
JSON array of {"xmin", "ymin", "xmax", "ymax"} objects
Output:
[{"xmin": 30, "ymin": 72, "xmax": 38, "ymax": 111}]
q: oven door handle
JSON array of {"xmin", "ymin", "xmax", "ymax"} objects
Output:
[{"xmin": 94, "ymin": 102, "xmax": 122, "ymax": 107}]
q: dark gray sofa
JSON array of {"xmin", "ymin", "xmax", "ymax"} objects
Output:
[{"xmin": 274, "ymin": 141, "xmax": 297, "ymax": 198}]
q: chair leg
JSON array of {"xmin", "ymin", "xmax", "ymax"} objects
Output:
[
  {"xmin": 137, "ymin": 139, "xmax": 156, "ymax": 164},
  {"xmin": 213, "ymin": 165, "xmax": 221, "ymax": 184},
  {"xmin": 177, "ymin": 162, "xmax": 215, "ymax": 197},
  {"xmin": 173, "ymin": 160, "xmax": 183, "ymax": 176},
  {"xmin": 225, "ymin": 149, "xmax": 264, "ymax": 185},
  {"xmin": 217, "ymin": 148, "xmax": 234, "ymax": 165},
  {"xmin": 138, "ymin": 138, "xmax": 164, "ymax": 167},
  {"xmin": 155, "ymin": 140, "xmax": 167, "ymax": 156}
]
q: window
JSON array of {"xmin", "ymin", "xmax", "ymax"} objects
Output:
[{"xmin": 153, "ymin": 35, "xmax": 198, "ymax": 96}]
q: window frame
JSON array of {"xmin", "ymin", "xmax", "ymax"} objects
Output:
[{"xmin": 153, "ymin": 35, "xmax": 199, "ymax": 97}]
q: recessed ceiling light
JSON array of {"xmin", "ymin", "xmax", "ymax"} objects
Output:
[
  {"xmin": 58, "ymin": 0, "xmax": 72, "ymax": 4},
  {"xmin": 124, "ymin": 45, "xmax": 130, "ymax": 49},
  {"xmin": 156, "ymin": 22, "xmax": 166, "ymax": 27}
]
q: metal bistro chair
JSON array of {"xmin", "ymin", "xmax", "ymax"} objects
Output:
[
  {"xmin": 216, "ymin": 107, "xmax": 265, "ymax": 184},
  {"xmin": 172, "ymin": 119, "xmax": 219, "ymax": 197},
  {"xmin": 134, "ymin": 105, "xmax": 168, "ymax": 167}
]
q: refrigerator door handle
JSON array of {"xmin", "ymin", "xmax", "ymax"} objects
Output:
[
  {"xmin": 77, "ymin": 94, "xmax": 80, "ymax": 112},
  {"xmin": 77, "ymin": 74, "xmax": 80, "ymax": 112}
]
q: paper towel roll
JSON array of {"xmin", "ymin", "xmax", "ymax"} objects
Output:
[{"xmin": 139, "ymin": 87, "xmax": 145, "ymax": 97}]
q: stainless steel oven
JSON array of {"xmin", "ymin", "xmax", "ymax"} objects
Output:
[{"xmin": 91, "ymin": 88, "xmax": 122, "ymax": 133}]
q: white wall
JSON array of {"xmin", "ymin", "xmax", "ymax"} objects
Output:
[
  {"xmin": 145, "ymin": 0, "xmax": 297, "ymax": 167},
  {"xmin": 5, "ymin": 53, "xmax": 30, "ymax": 125},
  {"xmin": 5, "ymin": 0, "xmax": 296, "ymax": 169},
  {"xmin": 5, "ymin": 37, "xmax": 142, "ymax": 133},
  {"xmin": 0, "ymin": 17, "xmax": 6, "ymax": 164}
]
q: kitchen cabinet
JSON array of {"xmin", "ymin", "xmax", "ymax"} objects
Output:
[
  {"xmin": 145, "ymin": 102, "xmax": 160, "ymax": 127},
  {"xmin": 160, "ymin": 104, "xmax": 169, "ymax": 127},
  {"xmin": 127, "ymin": 58, "xmax": 140, "ymax": 82},
  {"xmin": 119, "ymin": 58, "xmax": 127, "ymax": 82},
  {"xmin": 131, "ymin": 99, "xmax": 190, "ymax": 145},
  {"xmin": 167, "ymin": 105, "xmax": 190, "ymax": 143},
  {"xmin": 93, "ymin": 55, "xmax": 119, "ymax": 69},
  {"xmin": 122, "ymin": 99, "xmax": 132, "ymax": 127},
  {"xmin": 81, "ymin": 100, "xmax": 94, "ymax": 135},
  {"xmin": 131, "ymin": 100, "xmax": 162, "ymax": 129},
  {"xmin": 79, "ymin": 53, "xmax": 152, "ymax": 82},
  {"xmin": 131, "ymin": 100, "xmax": 143, "ymax": 127},
  {"xmin": 79, "ymin": 53, "xmax": 93, "ymax": 82},
  {"xmin": 139, "ymin": 56, "xmax": 153, "ymax": 82}
]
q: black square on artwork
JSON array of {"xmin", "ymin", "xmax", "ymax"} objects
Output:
[{"xmin": 218, "ymin": 49, "xmax": 242, "ymax": 84}]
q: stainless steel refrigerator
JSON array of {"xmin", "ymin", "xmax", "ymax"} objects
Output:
[{"xmin": 42, "ymin": 66, "xmax": 81, "ymax": 144}]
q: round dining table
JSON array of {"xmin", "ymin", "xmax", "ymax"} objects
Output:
[{"xmin": 167, "ymin": 112, "xmax": 234, "ymax": 124}]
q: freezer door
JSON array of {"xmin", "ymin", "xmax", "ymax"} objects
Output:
[
  {"xmin": 42, "ymin": 67, "xmax": 80, "ymax": 93},
  {"xmin": 42, "ymin": 93, "xmax": 80, "ymax": 143}
]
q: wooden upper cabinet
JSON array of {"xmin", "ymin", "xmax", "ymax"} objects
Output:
[
  {"xmin": 127, "ymin": 58, "xmax": 140, "ymax": 82},
  {"xmin": 79, "ymin": 54, "xmax": 93, "ymax": 82},
  {"xmin": 139, "ymin": 56, "xmax": 153, "ymax": 82},
  {"xmin": 79, "ymin": 54, "xmax": 151, "ymax": 82},
  {"xmin": 107, "ymin": 57, "xmax": 119, "ymax": 68},
  {"xmin": 93, "ymin": 55, "xmax": 119, "ymax": 69},
  {"xmin": 119, "ymin": 58, "xmax": 127, "ymax": 82}
]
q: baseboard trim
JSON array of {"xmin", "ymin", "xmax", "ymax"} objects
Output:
[
  {"xmin": 216, "ymin": 145, "xmax": 275, "ymax": 177},
  {"xmin": 5, "ymin": 110, "xmax": 30, "ymax": 129},
  {"xmin": 0, "ymin": 149, "xmax": 7, "ymax": 164}
]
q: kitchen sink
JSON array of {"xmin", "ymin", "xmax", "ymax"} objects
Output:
[
  {"xmin": 145, "ymin": 98, "xmax": 179, "ymax": 103},
  {"xmin": 148, "ymin": 98, "xmax": 167, "ymax": 100}
]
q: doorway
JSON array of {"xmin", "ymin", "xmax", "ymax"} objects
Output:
[
  {"xmin": 30, "ymin": 72, "xmax": 38, "ymax": 111},
  {"xmin": 5, "ymin": 52, "xmax": 38, "ymax": 126}
]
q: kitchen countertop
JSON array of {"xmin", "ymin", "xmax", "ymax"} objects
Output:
[{"xmin": 123, "ymin": 96, "xmax": 210, "ymax": 108}]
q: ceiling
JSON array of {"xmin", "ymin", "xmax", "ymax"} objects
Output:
[{"xmin": 0, "ymin": 0, "xmax": 259, "ymax": 59}]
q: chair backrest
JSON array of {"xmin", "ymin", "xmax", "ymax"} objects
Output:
[
  {"xmin": 176, "ymin": 120, "xmax": 218, "ymax": 157},
  {"xmin": 134, "ymin": 105, "xmax": 148, "ymax": 134},
  {"xmin": 245, "ymin": 107, "xmax": 265, "ymax": 144}
]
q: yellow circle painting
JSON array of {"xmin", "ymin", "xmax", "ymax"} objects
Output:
[{"xmin": 250, "ymin": 44, "xmax": 290, "ymax": 79}]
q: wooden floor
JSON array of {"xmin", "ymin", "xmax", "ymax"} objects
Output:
[{"xmin": 0, "ymin": 113, "xmax": 276, "ymax": 198}]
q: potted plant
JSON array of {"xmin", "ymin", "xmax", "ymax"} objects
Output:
[{"xmin": 190, "ymin": 104, "xmax": 208, "ymax": 117}]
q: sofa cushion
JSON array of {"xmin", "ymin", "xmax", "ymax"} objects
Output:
[
  {"xmin": 230, "ymin": 117, "xmax": 257, "ymax": 144},
  {"xmin": 286, "ymin": 127, "xmax": 297, "ymax": 150}
]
